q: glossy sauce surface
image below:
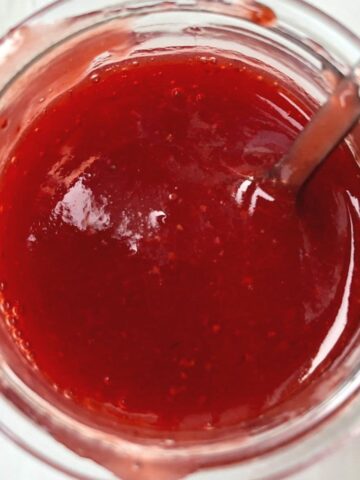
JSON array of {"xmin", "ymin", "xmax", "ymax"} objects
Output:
[{"xmin": 0, "ymin": 52, "xmax": 359, "ymax": 431}]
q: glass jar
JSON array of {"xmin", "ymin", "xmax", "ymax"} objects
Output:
[{"xmin": 0, "ymin": 1, "xmax": 359, "ymax": 479}]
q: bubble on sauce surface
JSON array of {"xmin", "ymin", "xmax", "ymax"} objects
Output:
[{"xmin": 90, "ymin": 73, "xmax": 100, "ymax": 83}]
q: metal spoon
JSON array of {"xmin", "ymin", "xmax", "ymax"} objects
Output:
[{"xmin": 269, "ymin": 62, "xmax": 360, "ymax": 191}]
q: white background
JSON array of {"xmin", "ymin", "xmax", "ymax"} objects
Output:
[{"xmin": 0, "ymin": 0, "xmax": 359, "ymax": 479}]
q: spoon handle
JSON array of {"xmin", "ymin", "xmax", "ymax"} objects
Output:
[{"xmin": 271, "ymin": 62, "xmax": 360, "ymax": 190}]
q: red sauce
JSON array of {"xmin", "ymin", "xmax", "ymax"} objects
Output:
[{"xmin": 0, "ymin": 52, "xmax": 359, "ymax": 431}]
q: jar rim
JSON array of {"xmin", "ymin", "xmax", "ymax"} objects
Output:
[{"xmin": 0, "ymin": 1, "xmax": 359, "ymax": 479}]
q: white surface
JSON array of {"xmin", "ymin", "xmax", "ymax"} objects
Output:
[{"xmin": 0, "ymin": 0, "xmax": 359, "ymax": 479}]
